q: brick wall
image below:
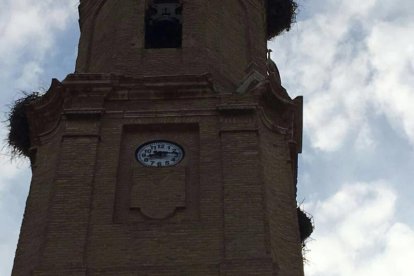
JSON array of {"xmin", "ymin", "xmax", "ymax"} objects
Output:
[
  {"xmin": 75, "ymin": 0, "xmax": 267, "ymax": 91},
  {"xmin": 13, "ymin": 74, "xmax": 303, "ymax": 275}
]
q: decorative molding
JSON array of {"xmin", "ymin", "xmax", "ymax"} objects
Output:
[
  {"xmin": 236, "ymin": 70, "xmax": 266, "ymax": 94},
  {"xmin": 255, "ymin": 79, "xmax": 303, "ymax": 153},
  {"xmin": 26, "ymin": 79, "xmax": 65, "ymax": 145},
  {"xmin": 257, "ymin": 107, "xmax": 290, "ymax": 135},
  {"xmin": 217, "ymin": 103, "xmax": 258, "ymax": 132},
  {"xmin": 63, "ymin": 108, "xmax": 105, "ymax": 119}
]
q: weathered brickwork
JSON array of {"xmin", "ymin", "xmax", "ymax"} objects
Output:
[
  {"xmin": 76, "ymin": 0, "xmax": 267, "ymax": 91},
  {"xmin": 13, "ymin": 74, "xmax": 303, "ymax": 275},
  {"xmin": 13, "ymin": 1, "xmax": 304, "ymax": 275}
]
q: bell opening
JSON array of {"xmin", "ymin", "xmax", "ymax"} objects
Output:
[{"xmin": 145, "ymin": 0, "xmax": 183, "ymax": 49}]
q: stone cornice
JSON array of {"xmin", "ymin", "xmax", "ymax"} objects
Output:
[
  {"xmin": 25, "ymin": 79, "xmax": 65, "ymax": 145},
  {"xmin": 255, "ymin": 79, "xmax": 303, "ymax": 154},
  {"xmin": 26, "ymin": 73, "xmax": 218, "ymax": 142}
]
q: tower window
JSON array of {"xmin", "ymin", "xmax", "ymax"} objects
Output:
[{"xmin": 145, "ymin": 0, "xmax": 183, "ymax": 49}]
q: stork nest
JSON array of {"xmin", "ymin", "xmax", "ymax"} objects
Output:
[
  {"xmin": 297, "ymin": 207, "xmax": 314, "ymax": 244},
  {"xmin": 6, "ymin": 92, "xmax": 41, "ymax": 159},
  {"xmin": 267, "ymin": 0, "xmax": 298, "ymax": 39}
]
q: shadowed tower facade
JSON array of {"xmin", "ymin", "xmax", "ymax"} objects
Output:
[{"xmin": 13, "ymin": 0, "xmax": 304, "ymax": 275}]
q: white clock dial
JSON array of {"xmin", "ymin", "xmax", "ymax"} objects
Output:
[{"xmin": 136, "ymin": 140, "xmax": 184, "ymax": 167}]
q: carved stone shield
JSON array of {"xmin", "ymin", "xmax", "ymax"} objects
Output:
[{"xmin": 130, "ymin": 167, "xmax": 186, "ymax": 219}]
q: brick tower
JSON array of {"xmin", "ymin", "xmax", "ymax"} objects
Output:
[{"xmin": 13, "ymin": 1, "xmax": 304, "ymax": 275}]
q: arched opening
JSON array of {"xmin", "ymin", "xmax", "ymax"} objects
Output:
[{"xmin": 145, "ymin": 0, "xmax": 183, "ymax": 49}]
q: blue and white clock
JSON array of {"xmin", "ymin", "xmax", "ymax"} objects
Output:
[{"xmin": 136, "ymin": 140, "xmax": 184, "ymax": 167}]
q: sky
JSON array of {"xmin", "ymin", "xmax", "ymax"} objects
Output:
[{"xmin": 0, "ymin": 0, "xmax": 413, "ymax": 275}]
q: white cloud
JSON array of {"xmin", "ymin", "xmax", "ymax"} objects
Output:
[
  {"xmin": 0, "ymin": 125, "xmax": 20, "ymax": 182},
  {"xmin": 271, "ymin": 0, "xmax": 414, "ymax": 151},
  {"xmin": 0, "ymin": 0, "xmax": 78, "ymax": 91},
  {"xmin": 368, "ymin": 21, "xmax": 414, "ymax": 142},
  {"xmin": 354, "ymin": 123, "xmax": 377, "ymax": 151},
  {"xmin": 0, "ymin": 160, "xmax": 20, "ymax": 194},
  {"xmin": 16, "ymin": 61, "xmax": 44, "ymax": 87},
  {"xmin": 304, "ymin": 182, "xmax": 414, "ymax": 276}
]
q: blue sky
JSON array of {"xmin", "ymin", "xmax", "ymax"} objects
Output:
[{"xmin": 1, "ymin": 0, "xmax": 414, "ymax": 275}]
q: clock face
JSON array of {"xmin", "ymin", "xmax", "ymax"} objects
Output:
[{"xmin": 136, "ymin": 140, "xmax": 184, "ymax": 167}]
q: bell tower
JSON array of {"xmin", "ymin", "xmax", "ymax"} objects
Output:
[
  {"xmin": 75, "ymin": 0, "xmax": 268, "ymax": 90},
  {"xmin": 13, "ymin": 0, "xmax": 305, "ymax": 275}
]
